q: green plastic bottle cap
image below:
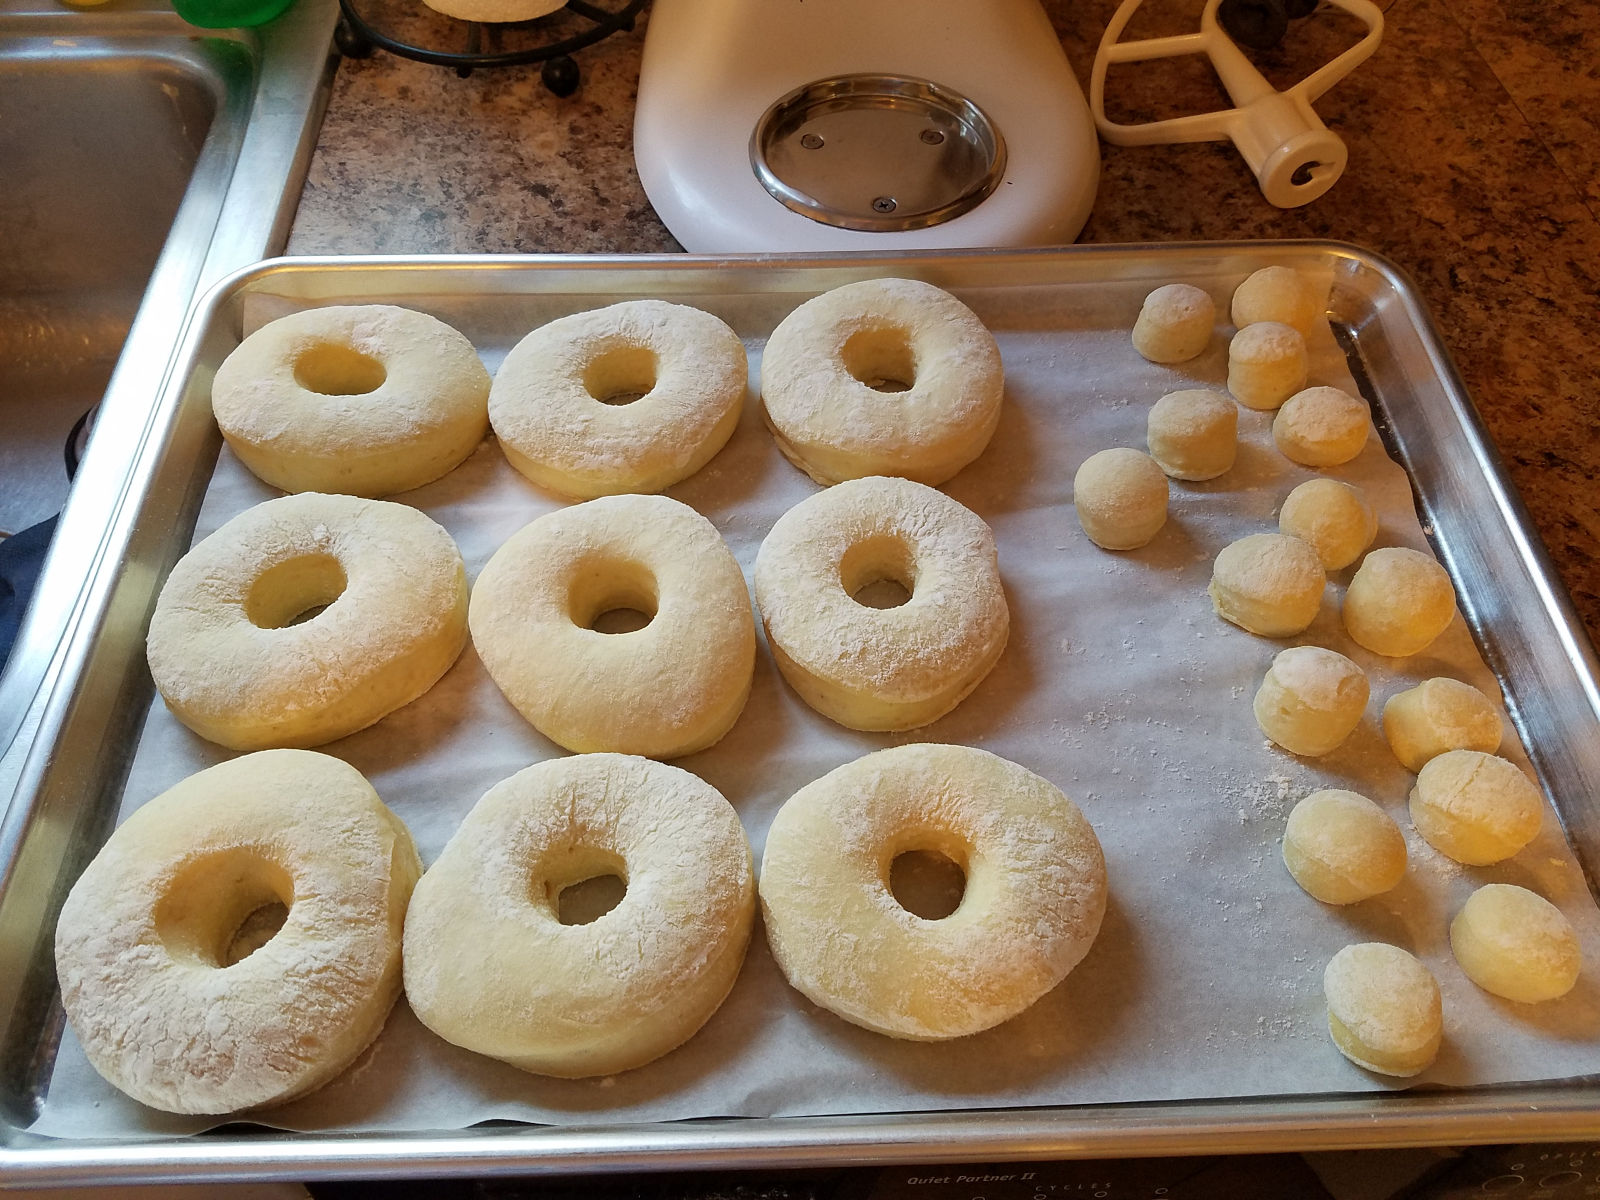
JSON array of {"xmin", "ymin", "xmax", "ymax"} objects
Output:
[{"xmin": 174, "ymin": 0, "xmax": 295, "ymax": 29}]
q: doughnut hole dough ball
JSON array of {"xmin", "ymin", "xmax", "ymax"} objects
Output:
[
  {"xmin": 1451, "ymin": 884, "xmax": 1581, "ymax": 1004},
  {"xmin": 1409, "ymin": 749, "xmax": 1542, "ymax": 866},
  {"xmin": 759, "ymin": 743, "xmax": 1107, "ymax": 1041},
  {"xmin": 1209, "ymin": 532, "xmax": 1326, "ymax": 637},
  {"xmin": 1273, "ymin": 386, "xmax": 1371, "ymax": 467},
  {"xmin": 469, "ymin": 494, "xmax": 755, "ymax": 758},
  {"xmin": 1131, "ymin": 283, "xmax": 1215, "ymax": 363},
  {"xmin": 1343, "ymin": 546, "xmax": 1457, "ymax": 657},
  {"xmin": 1282, "ymin": 789, "xmax": 1406, "ymax": 904},
  {"xmin": 146, "ymin": 492, "xmax": 469, "ymax": 751},
  {"xmin": 487, "ymin": 299, "xmax": 746, "ymax": 500},
  {"xmin": 1227, "ymin": 322, "xmax": 1308, "ymax": 411},
  {"xmin": 753, "ymin": 476, "xmax": 1008, "ymax": 732},
  {"xmin": 53, "ymin": 749, "xmax": 421, "ymax": 1114},
  {"xmin": 1323, "ymin": 942, "xmax": 1442, "ymax": 1078},
  {"xmin": 1231, "ymin": 265, "xmax": 1322, "ymax": 335},
  {"xmin": 1254, "ymin": 645, "xmax": 1369, "ymax": 757},
  {"xmin": 402, "ymin": 753, "xmax": 755, "ymax": 1077},
  {"xmin": 1073, "ymin": 448, "xmax": 1169, "ymax": 550},
  {"xmin": 212, "ymin": 305, "xmax": 490, "ymax": 497},
  {"xmin": 759, "ymin": 277, "xmax": 1004, "ymax": 486},
  {"xmin": 1147, "ymin": 388, "xmax": 1238, "ymax": 481},
  {"xmin": 1278, "ymin": 478, "xmax": 1377, "ymax": 570},
  {"xmin": 1383, "ymin": 677, "xmax": 1504, "ymax": 773}
]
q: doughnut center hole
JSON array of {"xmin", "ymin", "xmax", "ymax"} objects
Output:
[
  {"xmin": 843, "ymin": 325, "xmax": 917, "ymax": 393},
  {"xmin": 570, "ymin": 557, "xmax": 659, "ymax": 634},
  {"xmin": 293, "ymin": 342, "xmax": 387, "ymax": 396},
  {"xmin": 246, "ymin": 553, "xmax": 348, "ymax": 629},
  {"xmin": 540, "ymin": 848, "xmax": 628, "ymax": 926},
  {"xmin": 840, "ymin": 533, "xmax": 916, "ymax": 609},
  {"xmin": 889, "ymin": 848, "xmax": 967, "ymax": 921},
  {"xmin": 154, "ymin": 849, "xmax": 295, "ymax": 968},
  {"xmin": 583, "ymin": 344, "xmax": 658, "ymax": 406},
  {"xmin": 227, "ymin": 902, "xmax": 289, "ymax": 965}
]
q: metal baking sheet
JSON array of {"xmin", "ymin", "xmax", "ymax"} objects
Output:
[{"xmin": 3, "ymin": 244, "xmax": 1600, "ymax": 1184}]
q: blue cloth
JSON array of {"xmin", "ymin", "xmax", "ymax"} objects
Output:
[{"xmin": 0, "ymin": 516, "xmax": 58, "ymax": 674}]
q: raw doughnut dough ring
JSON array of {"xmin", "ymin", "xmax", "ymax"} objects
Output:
[
  {"xmin": 1132, "ymin": 283, "xmax": 1215, "ymax": 363},
  {"xmin": 1382, "ymin": 677, "xmax": 1503, "ymax": 772},
  {"xmin": 1253, "ymin": 645, "xmax": 1369, "ymax": 757},
  {"xmin": 1272, "ymin": 386, "xmax": 1370, "ymax": 467},
  {"xmin": 212, "ymin": 304, "xmax": 490, "ymax": 498},
  {"xmin": 1282, "ymin": 789, "xmax": 1406, "ymax": 905},
  {"xmin": 1451, "ymin": 883, "xmax": 1581, "ymax": 1003},
  {"xmin": 488, "ymin": 299, "xmax": 747, "ymax": 500},
  {"xmin": 1409, "ymin": 749, "xmax": 1542, "ymax": 865},
  {"xmin": 403, "ymin": 753, "xmax": 755, "ymax": 1077},
  {"xmin": 753, "ymin": 476, "xmax": 1009, "ymax": 732},
  {"xmin": 469, "ymin": 493, "xmax": 756, "ymax": 758},
  {"xmin": 760, "ymin": 277, "xmax": 1004, "ymax": 486},
  {"xmin": 1227, "ymin": 322, "xmax": 1308, "ymax": 411},
  {"xmin": 1073, "ymin": 447, "xmax": 1169, "ymax": 550},
  {"xmin": 1146, "ymin": 388, "xmax": 1237, "ymax": 481},
  {"xmin": 759, "ymin": 743, "xmax": 1107, "ymax": 1041},
  {"xmin": 54, "ymin": 749, "xmax": 421, "ymax": 1114},
  {"xmin": 146, "ymin": 492, "xmax": 469, "ymax": 751},
  {"xmin": 1323, "ymin": 942, "xmax": 1442, "ymax": 1078},
  {"xmin": 1278, "ymin": 478, "xmax": 1377, "ymax": 570},
  {"xmin": 1209, "ymin": 532, "xmax": 1326, "ymax": 637},
  {"xmin": 1343, "ymin": 546, "xmax": 1457, "ymax": 657}
]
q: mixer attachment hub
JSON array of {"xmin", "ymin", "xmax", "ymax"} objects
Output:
[{"xmin": 749, "ymin": 74, "xmax": 1006, "ymax": 234}]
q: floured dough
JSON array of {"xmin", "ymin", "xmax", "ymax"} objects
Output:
[
  {"xmin": 1283, "ymin": 789, "xmax": 1406, "ymax": 904},
  {"xmin": 468, "ymin": 494, "xmax": 756, "ymax": 758},
  {"xmin": 488, "ymin": 299, "xmax": 746, "ymax": 499},
  {"xmin": 1073, "ymin": 447, "xmax": 1169, "ymax": 550},
  {"xmin": 1146, "ymin": 388, "xmax": 1237, "ymax": 481},
  {"xmin": 145, "ymin": 492, "xmax": 469, "ymax": 750},
  {"xmin": 1382, "ymin": 677, "xmax": 1504, "ymax": 772},
  {"xmin": 753, "ymin": 476, "xmax": 1008, "ymax": 731},
  {"xmin": 1278, "ymin": 478, "xmax": 1377, "ymax": 570},
  {"xmin": 1409, "ymin": 749, "xmax": 1542, "ymax": 865},
  {"xmin": 54, "ymin": 750, "xmax": 420, "ymax": 1114},
  {"xmin": 759, "ymin": 743, "xmax": 1107, "ymax": 1040},
  {"xmin": 760, "ymin": 277, "xmax": 1004, "ymax": 486},
  {"xmin": 1227, "ymin": 322, "xmax": 1308, "ymax": 411},
  {"xmin": 1253, "ymin": 645, "xmax": 1369, "ymax": 756},
  {"xmin": 1343, "ymin": 546, "xmax": 1457, "ymax": 657},
  {"xmin": 1131, "ymin": 283, "xmax": 1215, "ymax": 363},
  {"xmin": 1209, "ymin": 532, "xmax": 1326, "ymax": 637},
  {"xmin": 1231, "ymin": 265, "xmax": 1322, "ymax": 335},
  {"xmin": 1450, "ymin": 884, "xmax": 1581, "ymax": 1003},
  {"xmin": 1272, "ymin": 385, "xmax": 1370, "ymax": 467},
  {"xmin": 403, "ymin": 753, "xmax": 755, "ymax": 1077},
  {"xmin": 1323, "ymin": 942, "xmax": 1443, "ymax": 1077},
  {"xmin": 211, "ymin": 305, "xmax": 490, "ymax": 498}
]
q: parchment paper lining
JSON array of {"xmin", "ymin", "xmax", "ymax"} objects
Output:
[{"xmin": 32, "ymin": 269, "xmax": 1600, "ymax": 1140}]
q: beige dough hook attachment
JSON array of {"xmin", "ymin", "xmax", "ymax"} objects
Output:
[{"xmin": 1090, "ymin": 0, "xmax": 1383, "ymax": 208}]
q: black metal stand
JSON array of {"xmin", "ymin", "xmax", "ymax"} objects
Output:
[{"xmin": 335, "ymin": 0, "xmax": 646, "ymax": 89}]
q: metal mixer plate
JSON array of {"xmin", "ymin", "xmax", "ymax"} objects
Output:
[{"xmin": 750, "ymin": 74, "xmax": 1006, "ymax": 233}]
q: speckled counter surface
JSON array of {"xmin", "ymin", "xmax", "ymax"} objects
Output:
[{"xmin": 288, "ymin": 0, "xmax": 1600, "ymax": 648}]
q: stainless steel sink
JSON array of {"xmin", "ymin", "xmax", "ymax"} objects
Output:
[
  {"xmin": 0, "ymin": 15, "xmax": 239, "ymax": 537},
  {"xmin": 0, "ymin": 0, "xmax": 337, "ymax": 784}
]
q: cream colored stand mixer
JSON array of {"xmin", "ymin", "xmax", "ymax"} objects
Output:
[{"xmin": 633, "ymin": 0, "xmax": 1102, "ymax": 252}]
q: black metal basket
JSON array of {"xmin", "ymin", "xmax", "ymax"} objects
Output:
[{"xmin": 335, "ymin": 0, "xmax": 647, "ymax": 89}]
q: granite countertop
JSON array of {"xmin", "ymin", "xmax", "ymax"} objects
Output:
[{"xmin": 288, "ymin": 0, "xmax": 1600, "ymax": 650}]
